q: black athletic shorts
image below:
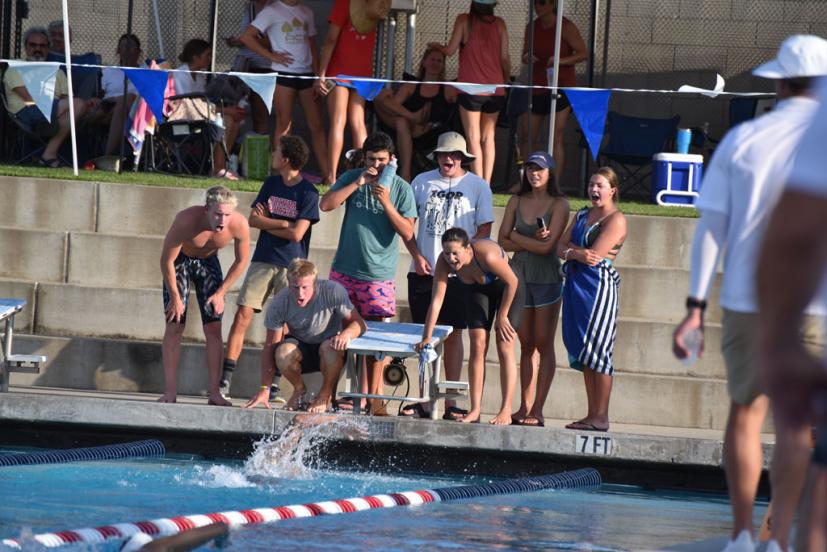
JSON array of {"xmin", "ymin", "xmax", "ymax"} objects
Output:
[
  {"xmin": 276, "ymin": 72, "xmax": 314, "ymax": 91},
  {"xmin": 458, "ymin": 93, "xmax": 506, "ymax": 114},
  {"xmin": 530, "ymin": 90, "xmax": 571, "ymax": 116},
  {"xmin": 465, "ymin": 279, "xmax": 524, "ymax": 332},
  {"xmin": 162, "ymin": 252, "xmax": 223, "ymax": 325},
  {"xmin": 407, "ymin": 273, "xmax": 469, "ymax": 328},
  {"xmin": 277, "ymin": 336, "xmax": 321, "ymax": 374}
]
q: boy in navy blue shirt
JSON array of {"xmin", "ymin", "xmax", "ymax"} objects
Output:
[{"xmin": 221, "ymin": 135, "xmax": 320, "ymax": 399}]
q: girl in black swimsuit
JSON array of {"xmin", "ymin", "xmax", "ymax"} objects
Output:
[
  {"xmin": 374, "ymin": 47, "xmax": 457, "ymax": 181},
  {"xmin": 416, "ymin": 227, "xmax": 523, "ymax": 425}
]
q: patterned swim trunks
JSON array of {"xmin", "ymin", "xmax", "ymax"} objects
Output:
[
  {"xmin": 162, "ymin": 252, "xmax": 224, "ymax": 325},
  {"xmin": 329, "ymin": 269, "xmax": 396, "ymax": 319}
]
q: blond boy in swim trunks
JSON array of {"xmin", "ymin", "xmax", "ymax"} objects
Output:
[{"xmin": 160, "ymin": 185, "xmax": 250, "ymax": 405}]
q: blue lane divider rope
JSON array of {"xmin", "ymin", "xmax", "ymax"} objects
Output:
[
  {"xmin": 0, "ymin": 440, "xmax": 165, "ymax": 467},
  {"xmin": 432, "ymin": 468, "xmax": 601, "ymax": 501}
]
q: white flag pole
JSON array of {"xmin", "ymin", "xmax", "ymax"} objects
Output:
[
  {"xmin": 61, "ymin": 0, "xmax": 79, "ymax": 175},
  {"xmin": 547, "ymin": 0, "xmax": 565, "ymax": 157},
  {"xmin": 152, "ymin": 0, "xmax": 166, "ymax": 58}
]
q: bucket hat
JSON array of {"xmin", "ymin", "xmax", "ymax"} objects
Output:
[
  {"xmin": 428, "ymin": 132, "xmax": 477, "ymax": 163},
  {"xmin": 752, "ymin": 35, "xmax": 827, "ymax": 79}
]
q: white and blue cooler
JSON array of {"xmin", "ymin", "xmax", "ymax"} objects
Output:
[{"xmin": 651, "ymin": 153, "xmax": 704, "ymax": 206}]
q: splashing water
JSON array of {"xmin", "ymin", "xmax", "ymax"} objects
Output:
[{"xmin": 243, "ymin": 414, "xmax": 370, "ymax": 480}]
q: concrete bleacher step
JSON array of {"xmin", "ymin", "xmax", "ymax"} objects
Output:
[
  {"xmin": 8, "ymin": 333, "xmax": 735, "ymax": 431},
  {"xmin": 0, "ymin": 275, "xmax": 725, "ymax": 380},
  {"xmin": 2, "ymin": 176, "xmax": 727, "ymax": 433},
  {"xmin": 1, "ymin": 225, "xmax": 718, "ymax": 325},
  {"xmin": 2, "ymin": 177, "xmax": 699, "ymax": 270}
]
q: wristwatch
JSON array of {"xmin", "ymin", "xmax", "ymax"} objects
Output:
[{"xmin": 685, "ymin": 297, "xmax": 707, "ymax": 311}]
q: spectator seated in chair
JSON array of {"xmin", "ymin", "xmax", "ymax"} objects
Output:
[
  {"xmin": 173, "ymin": 38, "xmax": 244, "ymax": 180},
  {"xmin": 373, "ymin": 47, "xmax": 458, "ymax": 182},
  {"xmin": 90, "ymin": 33, "xmax": 143, "ymax": 157},
  {"xmin": 3, "ymin": 26, "xmax": 97, "ymax": 167}
]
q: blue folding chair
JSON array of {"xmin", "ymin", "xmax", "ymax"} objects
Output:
[{"xmin": 598, "ymin": 111, "xmax": 680, "ymax": 195}]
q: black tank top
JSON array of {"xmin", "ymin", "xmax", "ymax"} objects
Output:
[{"xmin": 403, "ymin": 82, "xmax": 453, "ymax": 124}]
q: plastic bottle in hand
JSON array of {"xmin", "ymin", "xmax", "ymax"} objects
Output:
[
  {"xmin": 681, "ymin": 328, "xmax": 702, "ymax": 366},
  {"xmin": 378, "ymin": 158, "xmax": 398, "ymax": 187}
]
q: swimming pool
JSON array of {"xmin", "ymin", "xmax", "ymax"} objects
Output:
[{"xmin": 0, "ymin": 419, "xmax": 765, "ymax": 551}]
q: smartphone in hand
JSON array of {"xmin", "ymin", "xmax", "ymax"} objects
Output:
[{"xmin": 537, "ymin": 217, "xmax": 547, "ymax": 230}]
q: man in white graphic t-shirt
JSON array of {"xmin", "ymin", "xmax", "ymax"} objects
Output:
[{"xmin": 402, "ymin": 131, "xmax": 494, "ymax": 419}]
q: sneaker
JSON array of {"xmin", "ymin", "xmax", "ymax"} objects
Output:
[
  {"xmin": 219, "ymin": 379, "xmax": 231, "ymax": 399},
  {"xmin": 269, "ymin": 386, "xmax": 286, "ymax": 405},
  {"xmin": 721, "ymin": 530, "xmax": 755, "ymax": 552}
]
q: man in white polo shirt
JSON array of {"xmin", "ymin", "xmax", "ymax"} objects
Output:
[
  {"xmin": 757, "ymin": 78, "xmax": 827, "ymax": 552},
  {"xmin": 672, "ymin": 35, "xmax": 827, "ymax": 552}
]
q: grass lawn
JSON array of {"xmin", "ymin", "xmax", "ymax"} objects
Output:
[{"xmin": 0, "ymin": 164, "xmax": 699, "ymax": 218}]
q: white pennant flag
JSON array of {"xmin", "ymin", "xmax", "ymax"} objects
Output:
[
  {"xmin": 232, "ymin": 72, "xmax": 278, "ymax": 114},
  {"xmin": 8, "ymin": 61, "xmax": 61, "ymax": 122},
  {"xmin": 452, "ymin": 82, "xmax": 499, "ymax": 95}
]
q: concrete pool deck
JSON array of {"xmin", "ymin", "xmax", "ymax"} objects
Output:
[{"xmin": 0, "ymin": 386, "xmax": 774, "ymax": 493}]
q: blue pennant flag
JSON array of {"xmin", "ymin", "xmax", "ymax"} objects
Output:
[
  {"xmin": 565, "ymin": 88, "xmax": 611, "ymax": 161},
  {"xmin": 233, "ymin": 73, "xmax": 277, "ymax": 113},
  {"xmin": 123, "ymin": 67, "xmax": 170, "ymax": 121},
  {"xmin": 8, "ymin": 61, "xmax": 60, "ymax": 122},
  {"xmin": 335, "ymin": 75, "xmax": 385, "ymax": 101},
  {"xmin": 452, "ymin": 83, "xmax": 498, "ymax": 95}
]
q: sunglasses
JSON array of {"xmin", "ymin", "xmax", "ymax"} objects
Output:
[{"xmin": 535, "ymin": 0, "xmax": 554, "ymax": 5}]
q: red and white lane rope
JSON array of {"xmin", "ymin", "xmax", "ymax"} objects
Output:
[
  {"xmin": 2, "ymin": 469, "xmax": 600, "ymax": 549},
  {"xmin": 2, "ymin": 490, "xmax": 438, "ymax": 548}
]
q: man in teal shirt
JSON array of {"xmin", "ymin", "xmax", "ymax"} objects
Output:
[{"xmin": 320, "ymin": 131, "xmax": 416, "ymax": 414}]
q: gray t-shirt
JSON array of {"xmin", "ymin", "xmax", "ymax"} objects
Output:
[{"xmin": 264, "ymin": 279, "xmax": 355, "ymax": 344}]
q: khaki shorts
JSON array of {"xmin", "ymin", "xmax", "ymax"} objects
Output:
[
  {"xmin": 237, "ymin": 262, "xmax": 288, "ymax": 312},
  {"xmin": 722, "ymin": 309, "xmax": 824, "ymax": 405}
]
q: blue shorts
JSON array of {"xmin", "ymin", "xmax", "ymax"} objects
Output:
[
  {"xmin": 162, "ymin": 252, "xmax": 224, "ymax": 325},
  {"xmin": 15, "ymin": 103, "xmax": 59, "ymax": 133}
]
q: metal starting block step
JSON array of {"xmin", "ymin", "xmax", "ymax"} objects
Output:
[
  {"xmin": 437, "ymin": 380, "xmax": 469, "ymax": 392},
  {"xmin": 5, "ymin": 354, "xmax": 46, "ymax": 373}
]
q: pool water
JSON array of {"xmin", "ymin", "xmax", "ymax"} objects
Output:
[{"xmin": 0, "ymin": 418, "xmax": 766, "ymax": 551}]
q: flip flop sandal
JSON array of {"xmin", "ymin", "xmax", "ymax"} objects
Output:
[
  {"xmin": 513, "ymin": 416, "xmax": 545, "ymax": 427},
  {"xmin": 442, "ymin": 406, "xmax": 469, "ymax": 421},
  {"xmin": 333, "ymin": 397, "xmax": 355, "ymax": 412},
  {"xmin": 399, "ymin": 403, "xmax": 430, "ymax": 418},
  {"xmin": 37, "ymin": 157, "xmax": 60, "ymax": 168},
  {"xmin": 215, "ymin": 168, "xmax": 239, "ymax": 181}
]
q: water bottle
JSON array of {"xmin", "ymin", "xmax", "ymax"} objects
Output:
[
  {"xmin": 378, "ymin": 158, "xmax": 398, "ymax": 187},
  {"xmin": 681, "ymin": 328, "xmax": 702, "ymax": 366},
  {"xmin": 228, "ymin": 153, "xmax": 239, "ymax": 175}
]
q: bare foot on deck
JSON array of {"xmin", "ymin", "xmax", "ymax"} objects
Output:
[
  {"xmin": 284, "ymin": 388, "xmax": 307, "ymax": 411},
  {"xmin": 208, "ymin": 392, "xmax": 232, "ymax": 406},
  {"xmin": 158, "ymin": 394, "xmax": 177, "ymax": 403},
  {"xmin": 489, "ymin": 411, "xmax": 513, "ymax": 425},
  {"xmin": 460, "ymin": 409, "xmax": 481, "ymax": 423},
  {"xmin": 306, "ymin": 394, "xmax": 332, "ymax": 414}
]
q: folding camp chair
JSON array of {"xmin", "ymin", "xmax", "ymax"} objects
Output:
[
  {"xmin": 153, "ymin": 93, "xmax": 227, "ymax": 176},
  {"xmin": 0, "ymin": 64, "xmax": 65, "ymax": 166},
  {"xmin": 598, "ymin": 111, "xmax": 680, "ymax": 195}
]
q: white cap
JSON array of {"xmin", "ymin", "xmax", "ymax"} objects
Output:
[{"xmin": 752, "ymin": 35, "xmax": 827, "ymax": 79}]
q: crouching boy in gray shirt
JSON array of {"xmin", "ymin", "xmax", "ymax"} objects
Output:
[{"xmin": 243, "ymin": 258, "xmax": 367, "ymax": 413}]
